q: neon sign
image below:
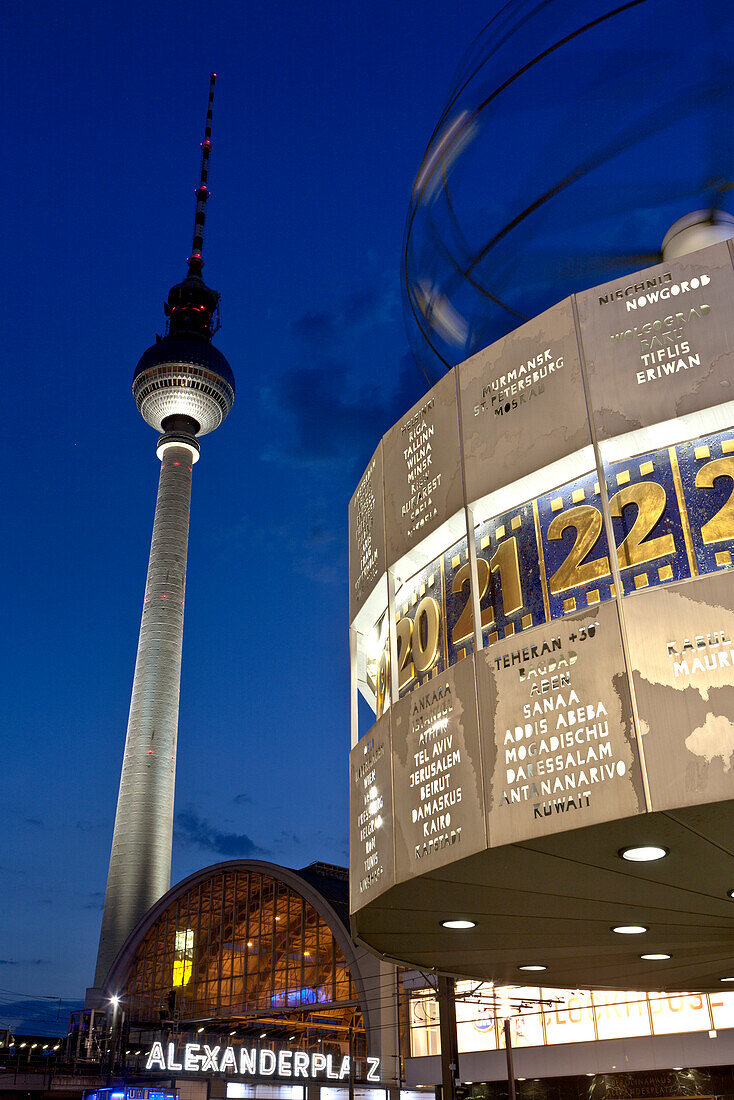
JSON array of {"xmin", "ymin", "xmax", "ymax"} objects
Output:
[{"xmin": 145, "ymin": 1043, "xmax": 380, "ymax": 1082}]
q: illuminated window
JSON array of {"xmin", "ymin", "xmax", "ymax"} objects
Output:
[
  {"xmin": 173, "ymin": 928, "xmax": 194, "ymax": 987},
  {"xmin": 409, "ymin": 982, "xmax": 732, "ymax": 1055}
]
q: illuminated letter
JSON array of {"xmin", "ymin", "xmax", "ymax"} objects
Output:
[
  {"xmin": 339, "ymin": 1055, "xmax": 350, "ymax": 1079},
  {"xmin": 311, "ymin": 1053, "xmax": 327, "ymax": 1076},
  {"xmin": 220, "ymin": 1047, "xmax": 237, "ymax": 1073},
  {"xmin": 293, "ymin": 1052, "xmax": 310, "ymax": 1078},
  {"xmin": 278, "ymin": 1050, "xmax": 293, "ymax": 1077},
  {"xmin": 167, "ymin": 1043, "xmax": 182, "ymax": 1071},
  {"xmin": 260, "ymin": 1049, "xmax": 276, "ymax": 1076},
  {"xmin": 367, "ymin": 1058, "xmax": 381, "ymax": 1082},
  {"xmin": 146, "ymin": 1042, "xmax": 166, "ymax": 1071},
  {"xmin": 184, "ymin": 1044, "xmax": 201, "ymax": 1071},
  {"xmin": 240, "ymin": 1049, "xmax": 256, "ymax": 1075},
  {"xmin": 201, "ymin": 1046, "xmax": 220, "ymax": 1073},
  {"xmin": 326, "ymin": 1054, "xmax": 339, "ymax": 1080}
]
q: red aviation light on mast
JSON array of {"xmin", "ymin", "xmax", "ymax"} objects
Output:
[
  {"xmin": 185, "ymin": 72, "xmax": 216, "ymax": 281},
  {"xmin": 164, "ymin": 72, "xmax": 221, "ymax": 340}
]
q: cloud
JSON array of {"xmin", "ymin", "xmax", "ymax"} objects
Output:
[
  {"xmin": 256, "ymin": 346, "xmax": 422, "ymax": 588},
  {"xmin": 208, "ymin": 512, "xmax": 344, "ymax": 588},
  {"xmin": 245, "ymin": 278, "xmax": 429, "ymax": 589},
  {"xmin": 262, "ymin": 277, "xmax": 426, "ymax": 476},
  {"xmin": 0, "ymin": 997, "xmax": 83, "ymax": 1037},
  {"xmin": 175, "ymin": 810, "xmax": 268, "ymax": 858},
  {"xmin": 275, "ymin": 831, "xmax": 302, "ymax": 847},
  {"xmin": 82, "ymin": 891, "xmax": 104, "ymax": 911},
  {"xmin": 290, "ymin": 312, "xmax": 336, "ymax": 342},
  {"xmin": 0, "ymin": 958, "xmax": 49, "ymax": 966},
  {"xmin": 289, "ymin": 287, "xmax": 388, "ymax": 344},
  {"xmin": 343, "ymin": 288, "xmax": 383, "ymax": 325},
  {"xmin": 263, "ymin": 351, "xmax": 422, "ymax": 475}
]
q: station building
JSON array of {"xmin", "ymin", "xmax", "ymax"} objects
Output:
[
  {"xmin": 88, "ymin": 860, "xmax": 407, "ymax": 1100},
  {"xmin": 7, "ymin": 859, "xmax": 734, "ymax": 1100},
  {"xmin": 93, "ymin": 859, "xmax": 734, "ymax": 1100}
]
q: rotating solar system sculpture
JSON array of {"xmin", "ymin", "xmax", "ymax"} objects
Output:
[
  {"xmin": 403, "ymin": 0, "xmax": 734, "ymax": 383},
  {"xmin": 93, "ymin": 75, "xmax": 235, "ymax": 991},
  {"xmin": 348, "ymin": 0, "xmax": 734, "ymax": 992}
]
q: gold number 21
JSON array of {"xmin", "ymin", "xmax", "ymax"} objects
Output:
[{"xmin": 451, "ymin": 537, "xmax": 523, "ymax": 645}]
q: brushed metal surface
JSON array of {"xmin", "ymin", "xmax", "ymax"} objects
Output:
[{"xmin": 95, "ymin": 444, "xmax": 193, "ymax": 986}]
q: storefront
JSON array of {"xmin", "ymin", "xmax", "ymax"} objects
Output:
[{"xmin": 405, "ymin": 979, "xmax": 734, "ymax": 1098}]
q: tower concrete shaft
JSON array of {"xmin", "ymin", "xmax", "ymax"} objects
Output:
[{"xmin": 94, "ymin": 440, "xmax": 195, "ymax": 987}]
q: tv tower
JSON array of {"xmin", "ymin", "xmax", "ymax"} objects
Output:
[{"xmin": 92, "ymin": 75, "xmax": 235, "ymax": 991}]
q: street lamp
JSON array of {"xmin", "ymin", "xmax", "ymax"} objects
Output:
[{"xmin": 108, "ymin": 994, "xmax": 121, "ymax": 1080}]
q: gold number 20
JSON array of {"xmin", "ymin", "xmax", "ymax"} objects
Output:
[{"xmin": 396, "ymin": 596, "xmax": 441, "ymax": 690}]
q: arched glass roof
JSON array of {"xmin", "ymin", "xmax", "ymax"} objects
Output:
[{"xmin": 114, "ymin": 863, "xmax": 362, "ymax": 1036}]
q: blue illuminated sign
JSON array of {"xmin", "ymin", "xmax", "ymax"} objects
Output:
[
  {"xmin": 84, "ymin": 1089, "xmax": 177, "ymax": 1100},
  {"xmin": 270, "ymin": 986, "xmax": 330, "ymax": 1008}
]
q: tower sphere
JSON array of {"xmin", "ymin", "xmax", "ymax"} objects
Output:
[{"xmin": 133, "ymin": 333, "xmax": 235, "ymax": 436}]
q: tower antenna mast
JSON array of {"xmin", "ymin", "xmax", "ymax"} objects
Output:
[{"xmin": 188, "ymin": 73, "xmax": 216, "ymax": 278}]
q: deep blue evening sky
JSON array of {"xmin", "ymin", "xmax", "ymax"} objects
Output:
[
  {"xmin": 0, "ymin": 0, "xmax": 495, "ymax": 1030},
  {"xmin": 4, "ymin": 0, "xmax": 732, "ymax": 1035}
]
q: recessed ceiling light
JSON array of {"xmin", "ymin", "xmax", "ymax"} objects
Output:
[
  {"xmin": 612, "ymin": 924, "xmax": 648, "ymax": 934},
  {"xmin": 721, "ymin": 977, "xmax": 734, "ymax": 982},
  {"xmin": 640, "ymin": 953, "xmax": 671, "ymax": 960},
  {"xmin": 619, "ymin": 845, "xmax": 668, "ymax": 862},
  {"xmin": 441, "ymin": 919, "xmax": 476, "ymax": 929},
  {"xmin": 518, "ymin": 964, "xmax": 546, "ymax": 971}
]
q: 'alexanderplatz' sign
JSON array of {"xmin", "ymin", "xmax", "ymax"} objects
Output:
[
  {"xmin": 146, "ymin": 1042, "xmax": 381, "ymax": 1082},
  {"xmin": 348, "ymin": 240, "xmax": 734, "ymax": 993}
]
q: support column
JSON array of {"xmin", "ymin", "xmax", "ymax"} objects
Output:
[
  {"xmin": 438, "ymin": 976, "xmax": 458, "ymax": 1100},
  {"xmin": 94, "ymin": 436, "xmax": 197, "ymax": 988}
]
